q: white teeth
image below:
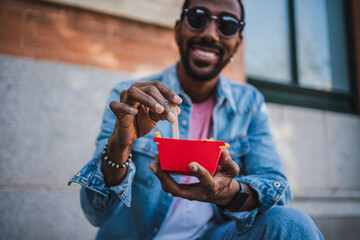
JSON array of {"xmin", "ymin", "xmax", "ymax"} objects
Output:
[{"xmin": 196, "ymin": 49, "xmax": 216, "ymax": 58}]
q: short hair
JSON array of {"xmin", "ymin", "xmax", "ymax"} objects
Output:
[{"xmin": 180, "ymin": 0, "xmax": 245, "ymax": 22}]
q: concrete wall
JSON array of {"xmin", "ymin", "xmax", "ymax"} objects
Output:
[
  {"xmin": 0, "ymin": 55, "xmax": 131, "ymax": 239},
  {"xmin": 267, "ymin": 104, "xmax": 360, "ymax": 240},
  {"xmin": 1, "ymin": 55, "xmax": 360, "ymax": 239}
]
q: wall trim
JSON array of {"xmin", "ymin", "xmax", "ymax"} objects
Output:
[{"xmin": 42, "ymin": 0, "xmax": 182, "ymax": 28}]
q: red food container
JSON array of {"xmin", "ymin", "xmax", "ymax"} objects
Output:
[{"xmin": 153, "ymin": 137, "xmax": 227, "ymax": 176}]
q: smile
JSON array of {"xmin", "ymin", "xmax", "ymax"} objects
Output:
[
  {"xmin": 192, "ymin": 47, "xmax": 219, "ymax": 62},
  {"xmin": 195, "ymin": 49, "xmax": 216, "ymax": 59}
]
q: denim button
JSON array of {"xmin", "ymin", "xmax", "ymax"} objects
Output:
[
  {"xmin": 140, "ymin": 143, "xmax": 146, "ymax": 149},
  {"xmin": 154, "ymin": 227, "xmax": 158, "ymax": 233},
  {"xmin": 75, "ymin": 171, "xmax": 81, "ymax": 177},
  {"xmin": 167, "ymin": 193, "xmax": 172, "ymax": 197},
  {"xmin": 274, "ymin": 182, "xmax": 281, "ymax": 188},
  {"xmin": 182, "ymin": 120, "xmax": 187, "ymax": 126}
]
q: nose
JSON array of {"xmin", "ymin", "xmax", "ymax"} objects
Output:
[{"xmin": 200, "ymin": 17, "xmax": 220, "ymax": 42}]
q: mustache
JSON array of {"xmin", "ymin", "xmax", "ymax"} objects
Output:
[{"xmin": 187, "ymin": 39, "xmax": 224, "ymax": 55}]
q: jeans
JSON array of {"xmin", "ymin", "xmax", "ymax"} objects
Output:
[{"xmin": 200, "ymin": 207, "xmax": 324, "ymax": 240}]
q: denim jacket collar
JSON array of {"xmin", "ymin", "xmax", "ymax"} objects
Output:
[{"xmin": 161, "ymin": 63, "xmax": 237, "ymax": 113}]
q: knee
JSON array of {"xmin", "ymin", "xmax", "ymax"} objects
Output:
[
  {"xmin": 256, "ymin": 207, "xmax": 323, "ymax": 239},
  {"xmin": 271, "ymin": 207, "xmax": 314, "ymax": 228}
]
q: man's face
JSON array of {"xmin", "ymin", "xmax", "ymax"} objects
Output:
[{"xmin": 176, "ymin": 0, "xmax": 242, "ymax": 82}]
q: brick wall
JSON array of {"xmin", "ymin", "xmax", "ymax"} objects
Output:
[{"xmin": 0, "ymin": 0, "xmax": 245, "ymax": 81}]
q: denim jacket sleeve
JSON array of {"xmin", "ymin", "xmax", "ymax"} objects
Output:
[
  {"xmin": 221, "ymin": 93, "xmax": 292, "ymax": 233},
  {"xmin": 68, "ymin": 83, "xmax": 136, "ymax": 226}
]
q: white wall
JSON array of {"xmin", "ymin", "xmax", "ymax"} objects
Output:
[{"xmin": 0, "ymin": 55, "xmax": 359, "ymax": 239}]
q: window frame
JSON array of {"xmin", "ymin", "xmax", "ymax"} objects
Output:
[{"xmin": 247, "ymin": 0, "xmax": 359, "ymax": 114}]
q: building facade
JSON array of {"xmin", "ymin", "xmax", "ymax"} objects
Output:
[{"xmin": 0, "ymin": 0, "xmax": 359, "ymax": 239}]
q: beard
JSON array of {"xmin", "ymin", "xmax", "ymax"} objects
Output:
[{"xmin": 179, "ymin": 38, "xmax": 232, "ymax": 82}]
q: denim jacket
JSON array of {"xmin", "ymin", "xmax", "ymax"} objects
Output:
[{"xmin": 69, "ymin": 63, "xmax": 291, "ymax": 239}]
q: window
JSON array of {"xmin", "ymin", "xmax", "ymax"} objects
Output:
[{"xmin": 244, "ymin": 0, "xmax": 357, "ymax": 113}]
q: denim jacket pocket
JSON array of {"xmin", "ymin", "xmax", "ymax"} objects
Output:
[
  {"xmin": 131, "ymin": 136, "xmax": 158, "ymax": 187},
  {"xmin": 226, "ymin": 136, "xmax": 250, "ymax": 170}
]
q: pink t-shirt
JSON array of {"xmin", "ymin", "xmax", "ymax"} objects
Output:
[
  {"xmin": 155, "ymin": 96, "xmax": 216, "ymax": 240},
  {"xmin": 188, "ymin": 95, "xmax": 215, "ymax": 141}
]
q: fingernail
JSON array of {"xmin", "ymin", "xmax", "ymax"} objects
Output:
[
  {"xmin": 190, "ymin": 164, "xmax": 198, "ymax": 172},
  {"xmin": 150, "ymin": 165, "xmax": 157, "ymax": 174},
  {"xmin": 155, "ymin": 104, "xmax": 164, "ymax": 113},
  {"xmin": 168, "ymin": 112, "xmax": 175, "ymax": 122},
  {"xmin": 174, "ymin": 95, "xmax": 182, "ymax": 103},
  {"xmin": 130, "ymin": 107, "xmax": 138, "ymax": 114}
]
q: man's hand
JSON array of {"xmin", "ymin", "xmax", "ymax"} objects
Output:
[
  {"xmin": 103, "ymin": 81, "xmax": 182, "ymax": 187},
  {"xmin": 149, "ymin": 149, "xmax": 241, "ymax": 206},
  {"xmin": 108, "ymin": 81, "xmax": 182, "ymax": 150}
]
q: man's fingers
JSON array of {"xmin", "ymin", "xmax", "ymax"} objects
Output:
[
  {"xmin": 148, "ymin": 106, "xmax": 181, "ymax": 123},
  {"xmin": 149, "ymin": 162, "xmax": 214, "ymax": 202},
  {"xmin": 146, "ymin": 81, "xmax": 182, "ymax": 105},
  {"xmin": 122, "ymin": 83, "xmax": 182, "ymax": 123},
  {"xmin": 149, "ymin": 163, "xmax": 198, "ymax": 200},
  {"xmin": 219, "ymin": 149, "xmax": 239, "ymax": 178},
  {"xmin": 176, "ymin": 106, "xmax": 181, "ymax": 116},
  {"xmin": 131, "ymin": 81, "xmax": 182, "ymax": 105},
  {"xmin": 126, "ymin": 86, "xmax": 166, "ymax": 114},
  {"xmin": 141, "ymin": 85, "xmax": 176, "ymax": 122},
  {"xmin": 120, "ymin": 89, "xmax": 127, "ymax": 101},
  {"xmin": 109, "ymin": 101, "xmax": 138, "ymax": 118},
  {"xmin": 148, "ymin": 111, "xmax": 168, "ymax": 123},
  {"xmin": 189, "ymin": 162, "xmax": 214, "ymax": 191},
  {"xmin": 154, "ymin": 154, "xmax": 160, "ymax": 165},
  {"xmin": 149, "ymin": 163, "xmax": 180, "ymax": 194}
]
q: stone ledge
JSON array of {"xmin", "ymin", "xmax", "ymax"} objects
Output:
[
  {"xmin": 290, "ymin": 190, "xmax": 360, "ymax": 218},
  {"xmin": 293, "ymin": 190, "xmax": 360, "ymax": 200},
  {"xmin": 42, "ymin": 0, "xmax": 182, "ymax": 28}
]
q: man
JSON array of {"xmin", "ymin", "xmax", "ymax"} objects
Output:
[{"xmin": 69, "ymin": 0, "xmax": 324, "ymax": 239}]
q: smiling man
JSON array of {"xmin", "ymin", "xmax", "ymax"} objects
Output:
[{"xmin": 69, "ymin": 0, "xmax": 324, "ymax": 239}]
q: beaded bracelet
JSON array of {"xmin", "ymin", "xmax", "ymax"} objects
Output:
[{"xmin": 102, "ymin": 144, "xmax": 132, "ymax": 169}]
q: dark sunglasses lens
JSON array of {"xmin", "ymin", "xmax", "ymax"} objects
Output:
[
  {"xmin": 219, "ymin": 15, "xmax": 239, "ymax": 36},
  {"xmin": 187, "ymin": 8, "xmax": 208, "ymax": 29}
]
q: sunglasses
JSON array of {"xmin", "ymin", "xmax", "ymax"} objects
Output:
[{"xmin": 182, "ymin": 7, "xmax": 245, "ymax": 37}]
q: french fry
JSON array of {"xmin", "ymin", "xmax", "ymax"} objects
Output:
[{"xmin": 170, "ymin": 103, "xmax": 179, "ymax": 139}]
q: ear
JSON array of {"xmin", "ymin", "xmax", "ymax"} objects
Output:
[{"xmin": 174, "ymin": 20, "xmax": 181, "ymax": 46}]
